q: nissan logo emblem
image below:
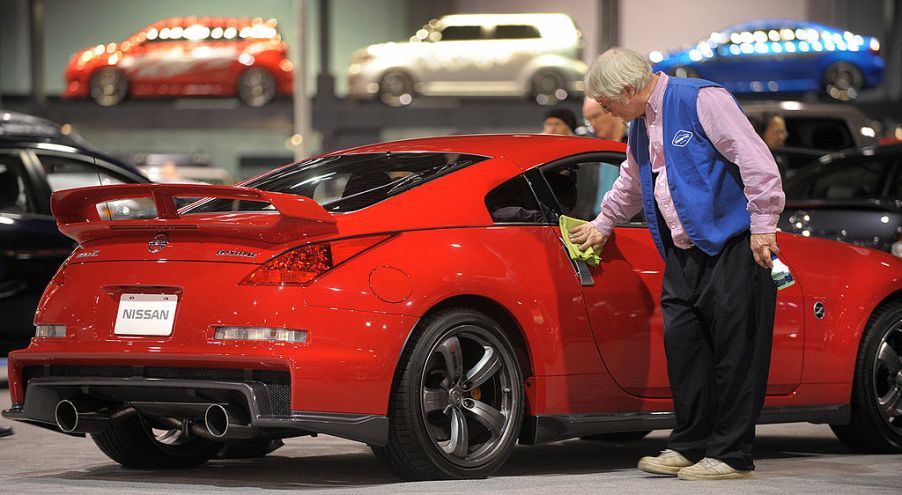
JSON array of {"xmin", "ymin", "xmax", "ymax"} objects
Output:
[{"xmin": 148, "ymin": 233, "xmax": 170, "ymax": 253}]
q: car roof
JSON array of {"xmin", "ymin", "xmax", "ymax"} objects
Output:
[
  {"xmin": 146, "ymin": 17, "xmax": 280, "ymax": 28},
  {"xmin": 0, "ymin": 139, "xmax": 149, "ymax": 182},
  {"xmin": 0, "ymin": 110, "xmax": 88, "ymax": 147},
  {"xmin": 723, "ymin": 19, "xmax": 840, "ymax": 34},
  {"xmin": 322, "ymin": 134, "xmax": 627, "ymax": 170}
]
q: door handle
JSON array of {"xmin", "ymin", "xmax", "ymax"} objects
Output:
[{"xmin": 557, "ymin": 236, "xmax": 595, "ymax": 287}]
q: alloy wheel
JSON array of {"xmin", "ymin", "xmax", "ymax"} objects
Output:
[
  {"xmin": 823, "ymin": 62, "xmax": 863, "ymax": 101},
  {"xmin": 873, "ymin": 319, "xmax": 902, "ymax": 433},
  {"xmin": 532, "ymin": 71, "xmax": 567, "ymax": 105},
  {"xmin": 419, "ymin": 325, "xmax": 519, "ymax": 468},
  {"xmin": 90, "ymin": 68, "xmax": 127, "ymax": 106},
  {"xmin": 238, "ymin": 68, "xmax": 277, "ymax": 107}
]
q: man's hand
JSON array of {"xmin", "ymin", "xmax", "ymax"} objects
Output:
[
  {"xmin": 569, "ymin": 222, "xmax": 609, "ymax": 254},
  {"xmin": 750, "ymin": 233, "xmax": 779, "ymax": 269}
]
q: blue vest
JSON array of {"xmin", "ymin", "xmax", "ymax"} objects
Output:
[{"xmin": 629, "ymin": 77, "xmax": 750, "ymax": 257}]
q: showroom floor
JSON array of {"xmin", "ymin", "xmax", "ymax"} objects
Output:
[{"xmin": 0, "ymin": 361, "xmax": 899, "ymax": 494}]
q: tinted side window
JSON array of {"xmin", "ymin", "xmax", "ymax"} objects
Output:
[
  {"xmin": 492, "ymin": 25, "xmax": 541, "ymax": 39},
  {"xmin": 539, "ymin": 159, "xmax": 632, "ymax": 222},
  {"xmin": 439, "ymin": 25, "xmax": 482, "ymax": 41},
  {"xmin": 784, "ymin": 117, "xmax": 854, "ymax": 151},
  {"xmin": 788, "ymin": 159, "xmax": 889, "ymax": 200},
  {"xmin": 37, "ymin": 154, "xmax": 126, "ymax": 191},
  {"xmin": 36, "ymin": 153, "xmax": 156, "ymax": 219},
  {"xmin": 0, "ymin": 153, "xmax": 33, "ymax": 213},
  {"xmin": 485, "ymin": 175, "xmax": 548, "ymax": 224}
]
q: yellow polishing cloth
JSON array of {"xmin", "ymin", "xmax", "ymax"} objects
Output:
[{"xmin": 559, "ymin": 215, "xmax": 601, "ymax": 266}]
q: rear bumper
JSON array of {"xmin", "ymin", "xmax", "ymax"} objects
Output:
[{"xmin": 2, "ymin": 375, "xmax": 388, "ymax": 445}]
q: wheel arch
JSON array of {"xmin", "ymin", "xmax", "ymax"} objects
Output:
[
  {"xmin": 519, "ymin": 55, "xmax": 583, "ymax": 93},
  {"xmin": 426, "ymin": 294, "xmax": 534, "ymax": 380},
  {"xmin": 390, "ymin": 294, "xmax": 534, "ymax": 395}
]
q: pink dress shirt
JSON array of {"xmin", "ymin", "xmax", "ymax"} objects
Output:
[{"xmin": 591, "ymin": 72, "xmax": 785, "ymax": 249}]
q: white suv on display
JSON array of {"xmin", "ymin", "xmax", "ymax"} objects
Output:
[{"xmin": 348, "ymin": 13, "xmax": 587, "ymax": 106}]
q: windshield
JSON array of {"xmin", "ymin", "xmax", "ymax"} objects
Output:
[{"xmin": 182, "ymin": 152, "xmax": 488, "ymax": 214}]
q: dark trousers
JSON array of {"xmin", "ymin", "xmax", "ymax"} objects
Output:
[{"xmin": 657, "ymin": 214, "xmax": 776, "ymax": 471}]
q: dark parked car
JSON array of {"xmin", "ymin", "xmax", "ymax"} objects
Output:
[
  {"xmin": 779, "ymin": 143, "xmax": 901, "ymax": 257},
  {"xmin": 0, "ymin": 111, "xmax": 151, "ymax": 354},
  {"xmin": 742, "ymin": 101, "xmax": 879, "ymax": 177}
]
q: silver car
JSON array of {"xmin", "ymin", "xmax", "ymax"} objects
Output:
[{"xmin": 348, "ymin": 13, "xmax": 587, "ymax": 106}]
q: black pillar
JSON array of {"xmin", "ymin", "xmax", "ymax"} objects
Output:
[
  {"xmin": 29, "ymin": 0, "xmax": 46, "ymax": 111},
  {"xmin": 598, "ymin": 0, "xmax": 619, "ymax": 55},
  {"xmin": 315, "ymin": 0, "xmax": 335, "ymax": 100}
]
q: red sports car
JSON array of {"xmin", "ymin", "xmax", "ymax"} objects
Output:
[
  {"xmin": 63, "ymin": 17, "xmax": 293, "ymax": 107},
  {"xmin": 4, "ymin": 135, "xmax": 902, "ymax": 480}
]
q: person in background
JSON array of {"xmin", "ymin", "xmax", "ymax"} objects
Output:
[
  {"xmin": 583, "ymin": 96, "xmax": 627, "ymax": 142},
  {"xmin": 749, "ymin": 113, "xmax": 788, "ymax": 174},
  {"xmin": 569, "ymin": 47, "xmax": 784, "ymax": 481},
  {"xmin": 542, "ymin": 107, "xmax": 579, "ymax": 136},
  {"xmin": 749, "ymin": 113, "xmax": 788, "ymax": 149}
]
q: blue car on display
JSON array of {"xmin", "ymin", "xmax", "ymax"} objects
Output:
[{"xmin": 650, "ymin": 20, "xmax": 884, "ymax": 101}]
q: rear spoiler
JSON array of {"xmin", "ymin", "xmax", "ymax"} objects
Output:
[{"xmin": 51, "ymin": 183, "xmax": 338, "ymax": 244}]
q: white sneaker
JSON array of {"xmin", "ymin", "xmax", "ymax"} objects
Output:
[
  {"xmin": 677, "ymin": 457, "xmax": 754, "ymax": 480},
  {"xmin": 637, "ymin": 449, "xmax": 693, "ymax": 475}
]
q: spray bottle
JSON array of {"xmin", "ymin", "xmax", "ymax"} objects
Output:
[{"xmin": 771, "ymin": 254, "xmax": 795, "ymax": 290}]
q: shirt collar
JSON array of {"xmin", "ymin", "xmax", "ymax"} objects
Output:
[{"xmin": 645, "ymin": 71, "xmax": 668, "ymax": 121}]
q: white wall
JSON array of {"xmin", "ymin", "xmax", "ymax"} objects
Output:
[{"xmin": 621, "ymin": 0, "xmax": 808, "ymax": 56}]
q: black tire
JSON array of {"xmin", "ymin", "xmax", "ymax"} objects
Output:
[
  {"xmin": 530, "ymin": 70, "xmax": 568, "ymax": 105},
  {"xmin": 822, "ymin": 61, "xmax": 864, "ymax": 101},
  {"xmin": 89, "ymin": 67, "xmax": 128, "ymax": 106},
  {"xmin": 91, "ymin": 415, "xmax": 222, "ymax": 469},
  {"xmin": 238, "ymin": 68, "xmax": 277, "ymax": 107},
  {"xmin": 830, "ymin": 301, "xmax": 902, "ymax": 453},
  {"xmin": 378, "ymin": 70, "xmax": 415, "ymax": 107},
  {"xmin": 581, "ymin": 430, "xmax": 652, "ymax": 442},
  {"xmin": 371, "ymin": 307, "xmax": 525, "ymax": 480},
  {"xmin": 668, "ymin": 66, "xmax": 700, "ymax": 79}
]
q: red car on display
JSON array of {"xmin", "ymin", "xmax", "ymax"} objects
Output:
[
  {"xmin": 3, "ymin": 135, "xmax": 902, "ymax": 480},
  {"xmin": 63, "ymin": 17, "xmax": 293, "ymax": 107}
]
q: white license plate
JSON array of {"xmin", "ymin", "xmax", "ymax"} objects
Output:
[{"xmin": 114, "ymin": 293, "xmax": 178, "ymax": 336}]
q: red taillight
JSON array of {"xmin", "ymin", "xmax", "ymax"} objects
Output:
[
  {"xmin": 48, "ymin": 261, "xmax": 69, "ymax": 286},
  {"xmin": 240, "ymin": 234, "xmax": 392, "ymax": 286}
]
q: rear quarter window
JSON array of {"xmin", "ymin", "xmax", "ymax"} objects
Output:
[{"xmin": 184, "ymin": 152, "xmax": 489, "ymax": 214}]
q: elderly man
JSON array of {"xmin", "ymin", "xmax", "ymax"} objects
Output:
[
  {"xmin": 568, "ymin": 47, "xmax": 784, "ymax": 481},
  {"xmin": 582, "ymin": 96, "xmax": 626, "ymax": 142}
]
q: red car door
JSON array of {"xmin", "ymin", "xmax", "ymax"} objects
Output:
[{"xmin": 537, "ymin": 154, "xmax": 804, "ymax": 400}]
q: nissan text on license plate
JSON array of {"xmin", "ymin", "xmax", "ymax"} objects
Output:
[{"xmin": 114, "ymin": 294, "xmax": 178, "ymax": 336}]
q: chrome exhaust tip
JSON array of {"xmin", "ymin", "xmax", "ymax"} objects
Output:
[
  {"xmin": 54, "ymin": 400, "xmax": 80, "ymax": 433},
  {"xmin": 204, "ymin": 404, "xmax": 230, "ymax": 438}
]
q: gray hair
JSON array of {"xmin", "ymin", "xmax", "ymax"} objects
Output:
[{"xmin": 584, "ymin": 47, "xmax": 653, "ymax": 100}]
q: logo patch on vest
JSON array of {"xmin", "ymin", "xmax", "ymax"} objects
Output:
[{"xmin": 672, "ymin": 130, "xmax": 694, "ymax": 147}]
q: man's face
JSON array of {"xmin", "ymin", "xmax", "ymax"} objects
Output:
[
  {"xmin": 543, "ymin": 117, "xmax": 573, "ymax": 136},
  {"xmin": 584, "ymin": 101, "xmax": 625, "ymax": 141},
  {"xmin": 594, "ymin": 86, "xmax": 643, "ymax": 121}
]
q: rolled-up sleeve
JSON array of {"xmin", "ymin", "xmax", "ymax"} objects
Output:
[
  {"xmin": 591, "ymin": 149, "xmax": 644, "ymax": 236},
  {"xmin": 697, "ymin": 87, "xmax": 785, "ymax": 234}
]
